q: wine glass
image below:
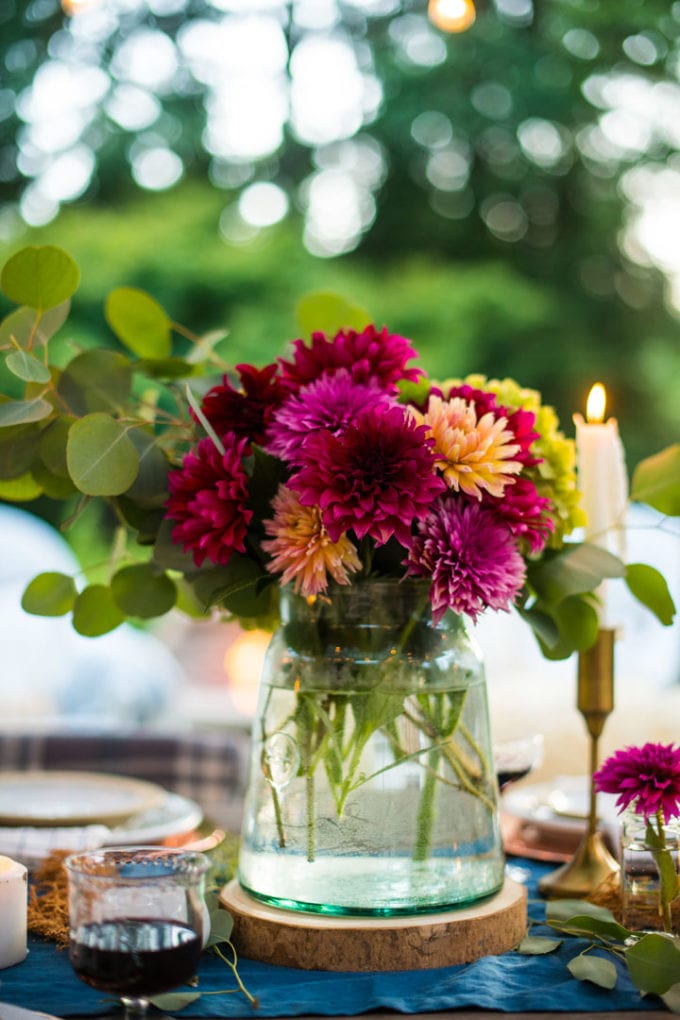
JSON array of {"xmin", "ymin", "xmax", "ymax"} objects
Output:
[
  {"xmin": 65, "ymin": 847, "xmax": 210, "ymax": 1019},
  {"xmin": 493, "ymin": 734, "xmax": 544, "ymax": 883},
  {"xmin": 494, "ymin": 733, "xmax": 544, "ymax": 793}
]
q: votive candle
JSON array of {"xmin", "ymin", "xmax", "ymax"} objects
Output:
[{"xmin": 0, "ymin": 855, "xmax": 28, "ymax": 968}]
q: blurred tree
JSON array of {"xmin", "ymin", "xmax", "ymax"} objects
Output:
[{"xmin": 0, "ymin": 0, "xmax": 678, "ymax": 468}]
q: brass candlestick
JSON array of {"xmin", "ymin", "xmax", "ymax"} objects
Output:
[{"xmin": 538, "ymin": 629, "xmax": 620, "ymax": 899}]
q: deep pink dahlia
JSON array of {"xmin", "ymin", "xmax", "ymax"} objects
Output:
[
  {"xmin": 166, "ymin": 434, "xmax": 253, "ymax": 568},
  {"xmin": 483, "ymin": 476, "xmax": 554, "ymax": 554},
  {"xmin": 266, "ymin": 369, "xmax": 391, "ymax": 464},
  {"xmin": 199, "ymin": 363, "xmax": 287, "ymax": 447},
  {"xmin": 594, "ymin": 743, "xmax": 680, "ymax": 822},
  {"xmin": 406, "ymin": 497, "xmax": 526, "ymax": 623},
  {"xmin": 278, "ymin": 324, "xmax": 423, "ymax": 395},
  {"xmin": 290, "ymin": 403, "xmax": 446, "ymax": 547}
]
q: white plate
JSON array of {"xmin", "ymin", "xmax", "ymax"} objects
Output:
[
  {"xmin": 0, "ymin": 771, "xmax": 166, "ymax": 827},
  {"xmin": 503, "ymin": 775, "xmax": 621, "ymax": 836},
  {"xmin": 107, "ymin": 792, "xmax": 204, "ymax": 845}
]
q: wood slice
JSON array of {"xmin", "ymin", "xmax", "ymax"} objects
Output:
[{"xmin": 219, "ymin": 878, "xmax": 527, "ymax": 972}]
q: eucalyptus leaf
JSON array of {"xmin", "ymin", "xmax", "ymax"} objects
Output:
[
  {"xmin": 21, "ymin": 572, "xmax": 77, "ymax": 617},
  {"xmin": 105, "ymin": 286, "xmax": 172, "ymax": 358},
  {"xmin": 5, "ymin": 350, "xmax": 51, "ymax": 383},
  {"xmin": 631, "ymin": 443, "xmax": 680, "ymax": 516},
  {"xmin": 72, "ymin": 584, "xmax": 125, "ymax": 636},
  {"xmin": 550, "ymin": 594, "xmax": 599, "ymax": 651},
  {"xmin": 0, "ymin": 396, "xmax": 53, "ymax": 426},
  {"xmin": 124, "ymin": 428, "xmax": 171, "ymax": 507},
  {"xmin": 153, "ymin": 518, "xmax": 199, "ymax": 572},
  {"xmin": 516, "ymin": 935, "xmax": 563, "ymax": 954},
  {"xmin": 135, "ymin": 356, "xmax": 201, "ymax": 379},
  {"xmin": 296, "ymin": 291, "xmax": 371, "ymax": 337},
  {"xmin": 528, "ymin": 543, "xmax": 625, "ymax": 606},
  {"xmin": 67, "ymin": 413, "xmax": 139, "ymax": 496},
  {"xmin": 206, "ymin": 909, "xmax": 234, "ymax": 946},
  {"xmin": 1, "ymin": 245, "xmax": 80, "ymax": 309},
  {"xmin": 149, "ymin": 991, "xmax": 201, "ymax": 1010},
  {"xmin": 0, "ymin": 472, "xmax": 43, "ymax": 501},
  {"xmin": 625, "ymin": 933, "xmax": 680, "ymax": 995},
  {"xmin": 0, "ymin": 424, "xmax": 41, "ymax": 479},
  {"xmin": 0, "ymin": 301, "xmax": 71, "ymax": 349},
  {"xmin": 39, "ymin": 417, "xmax": 74, "ymax": 477},
  {"xmin": 31, "ymin": 460, "xmax": 78, "ymax": 498},
  {"xmin": 58, "ymin": 349, "xmax": 133, "ymax": 416},
  {"xmin": 110, "ymin": 563, "xmax": 177, "ymax": 618},
  {"xmin": 549, "ymin": 914, "xmax": 632, "ymax": 943},
  {"xmin": 625, "ymin": 563, "xmax": 676, "ymax": 626},
  {"xmin": 567, "ymin": 954, "xmax": 618, "ymax": 989},
  {"xmin": 546, "ymin": 900, "xmax": 619, "ymax": 924}
]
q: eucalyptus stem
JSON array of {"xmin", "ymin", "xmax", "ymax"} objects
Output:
[{"xmin": 413, "ymin": 754, "xmax": 438, "ymax": 861}]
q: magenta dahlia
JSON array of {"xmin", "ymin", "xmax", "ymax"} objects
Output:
[
  {"xmin": 594, "ymin": 743, "xmax": 680, "ymax": 822},
  {"xmin": 483, "ymin": 476, "xmax": 554, "ymax": 554},
  {"xmin": 406, "ymin": 497, "xmax": 526, "ymax": 623},
  {"xmin": 290, "ymin": 403, "xmax": 446, "ymax": 547},
  {"xmin": 166, "ymin": 434, "xmax": 253, "ymax": 567},
  {"xmin": 199, "ymin": 362, "xmax": 286, "ymax": 447},
  {"xmin": 278, "ymin": 324, "xmax": 423, "ymax": 394},
  {"xmin": 266, "ymin": 369, "xmax": 391, "ymax": 464}
]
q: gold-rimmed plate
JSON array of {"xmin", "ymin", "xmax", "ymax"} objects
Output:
[{"xmin": 0, "ymin": 771, "xmax": 166, "ymax": 827}]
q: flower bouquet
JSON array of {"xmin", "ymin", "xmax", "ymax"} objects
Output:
[{"xmin": 0, "ymin": 244, "xmax": 676, "ymax": 913}]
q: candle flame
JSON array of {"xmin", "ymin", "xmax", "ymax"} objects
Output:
[
  {"xmin": 586, "ymin": 382, "xmax": 606, "ymax": 424},
  {"xmin": 61, "ymin": 0, "xmax": 97, "ymax": 15},
  {"xmin": 428, "ymin": 0, "xmax": 476, "ymax": 33}
]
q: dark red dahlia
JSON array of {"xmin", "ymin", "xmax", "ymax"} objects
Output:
[
  {"xmin": 166, "ymin": 434, "xmax": 253, "ymax": 568},
  {"xmin": 482, "ymin": 476, "xmax": 554, "ymax": 554},
  {"xmin": 199, "ymin": 363, "xmax": 286, "ymax": 447},
  {"xmin": 289, "ymin": 403, "xmax": 445, "ymax": 548}
]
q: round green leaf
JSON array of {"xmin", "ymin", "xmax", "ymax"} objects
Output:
[
  {"xmin": 0, "ymin": 424, "xmax": 42, "ymax": 479},
  {"xmin": 72, "ymin": 584, "xmax": 125, "ymax": 636},
  {"xmin": 626, "ymin": 563, "xmax": 676, "ymax": 626},
  {"xmin": 296, "ymin": 291, "xmax": 371, "ymax": 337},
  {"xmin": 39, "ymin": 417, "xmax": 75, "ymax": 477},
  {"xmin": 124, "ymin": 429, "xmax": 171, "ymax": 507},
  {"xmin": 31, "ymin": 460, "xmax": 78, "ymax": 498},
  {"xmin": 631, "ymin": 443, "xmax": 680, "ymax": 517},
  {"xmin": 0, "ymin": 472, "xmax": 43, "ymax": 501},
  {"xmin": 110, "ymin": 563, "xmax": 177, "ymax": 618},
  {"xmin": 567, "ymin": 954, "xmax": 617, "ymax": 990},
  {"xmin": 1, "ymin": 246, "xmax": 80, "ymax": 310},
  {"xmin": 21, "ymin": 572, "xmax": 77, "ymax": 617},
  {"xmin": 58, "ymin": 349, "xmax": 133, "ymax": 416},
  {"xmin": 105, "ymin": 287, "xmax": 172, "ymax": 359},
  {"xmin": 67, "ymin": 413, "xmax": 139, "ymax": 496},
  {"xmin": 0, "ymin": 395, "xmax": 53, "ymax": 426},
  {"xmin": 5, "ymin": 350, "xmax": 51, "ymax": 384},
  {"xmin": 626, "ymin": 932, "xmax": 680, "ymax": 995}
]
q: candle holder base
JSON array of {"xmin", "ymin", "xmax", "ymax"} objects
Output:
[{"xmin": 538, "ymin": 831, "xmax": 619, "ymax": 900}]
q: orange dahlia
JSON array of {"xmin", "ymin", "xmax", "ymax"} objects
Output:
[
  {"xmin": 262, "ymin": 485, "xmax": 361, "ymax": 596},
  {"xmin": 414, "ymin": 395, "xmax": 522, "ymax": 500}
]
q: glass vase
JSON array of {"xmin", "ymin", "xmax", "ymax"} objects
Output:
[
  {"xmin": 621, "ymin": 808, "xmax": 680, "ymax": 934},
  {"xmin": 238, "ymin": 579, "xmax": 504, "ymax": 916}
]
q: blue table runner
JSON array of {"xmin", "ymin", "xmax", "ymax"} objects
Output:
[{"xmin": 0, "ymin": 861, "xmax": 663, "ymax": 1017}]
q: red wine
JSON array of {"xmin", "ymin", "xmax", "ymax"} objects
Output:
[
  {"xmin": 69, "ymin": 918, "xmax": 201, "ymax": 997},
  {"xmin": 497, "ymin": 765, "xmax": 532, "ymax": 791}
]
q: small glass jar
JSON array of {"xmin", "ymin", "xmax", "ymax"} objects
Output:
[{"xmin": 620, "ymin": 808, "xmax": 680, "ymax": 934}]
